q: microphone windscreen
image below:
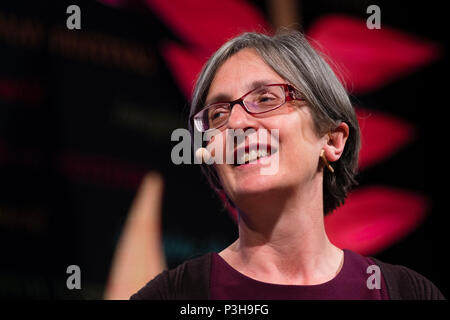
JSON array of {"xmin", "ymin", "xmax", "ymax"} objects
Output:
[{"xmin": 195, "ymin": 147, "xmax": 211, "ymax": 164}]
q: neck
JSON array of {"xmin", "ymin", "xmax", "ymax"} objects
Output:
[{"xmin": 222, "ymin": 174, "xmax": 343, "ymax": 285}]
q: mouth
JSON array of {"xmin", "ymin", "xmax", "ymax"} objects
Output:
[{"xmin": 233, "ymin": 144, "xmax": 278, "ymax": 167}]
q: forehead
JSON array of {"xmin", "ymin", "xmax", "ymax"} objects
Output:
[{"xmin": 206, "ymin": 48, "xmax": 285, "ymax": 103}]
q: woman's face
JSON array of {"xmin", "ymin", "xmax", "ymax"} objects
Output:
[{"xmin": 205, "ymin": 48, "xmax": 326, "ymax": 205}]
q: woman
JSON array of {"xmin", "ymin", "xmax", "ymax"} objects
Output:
[{"xmin": 131, "ymin": 30, "xmax": 444, "ymax": 300}]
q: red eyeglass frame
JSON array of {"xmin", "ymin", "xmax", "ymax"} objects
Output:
[{"xmin": 192, "ymin": 83, "xmax": 304, "ymax": 132}]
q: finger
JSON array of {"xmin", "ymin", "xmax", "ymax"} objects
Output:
[{"xmin": 104, "ymin": 172, "xmax": 166, "ymax": 300}]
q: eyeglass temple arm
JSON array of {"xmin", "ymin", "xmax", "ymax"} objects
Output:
[{"xmin": 286, "ymin": 84, "xmax": 304, "ymax": 101}]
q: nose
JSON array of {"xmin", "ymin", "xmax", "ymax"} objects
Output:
[{"xmin": 226, "ymin": 101, "xmax": 258, "ymax": 130}]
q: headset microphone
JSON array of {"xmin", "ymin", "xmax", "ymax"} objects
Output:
[{"xmin": 195, "ymin": 147, "xmax": 211, "ymax": 164}]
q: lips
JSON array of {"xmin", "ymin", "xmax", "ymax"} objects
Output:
[{"xmin": 233, "ymin": 144, "xmax": 278, "ymax": 166}]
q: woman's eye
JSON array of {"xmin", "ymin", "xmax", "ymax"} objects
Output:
[
  {"xmin": 210, "ymin": 108, "xmax": 228, "ymax": 120},
  {"xmin": 212, "ymin": 112, "xmax": 224, "ymax": 119},
  {"xmin": 258, "ymin": 94, "xmax": 275, "ymax": 103}
]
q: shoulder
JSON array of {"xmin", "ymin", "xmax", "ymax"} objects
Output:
[
  {"xmin": 370, "ymin": 256, "xmax": 446, "ymax": 300},
  {"xmin": 130, "ymin": 252, "xmax": 213, "ymax": 300}
]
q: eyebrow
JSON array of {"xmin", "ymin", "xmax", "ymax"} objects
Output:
[{"xmin": 205, "ymin": 79, "xmax": 277, "ymax": 106}]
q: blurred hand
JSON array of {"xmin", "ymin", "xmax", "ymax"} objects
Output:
[{"xmin": 104, "ymin": 172, "xmax": 166, "ymax": 300}]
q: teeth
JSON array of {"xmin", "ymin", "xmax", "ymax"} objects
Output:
[
  {"xmin": 258, "ymin": 149, "xmax": 268, "ymax": 158},
  {"xmin": 238, "ymin": 149, "xmax": 269, "ymax": 165}
]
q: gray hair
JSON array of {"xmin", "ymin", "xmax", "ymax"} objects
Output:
[{"xmin": 188, "ymin": 30, "xmax": 361, "ymax": 215}]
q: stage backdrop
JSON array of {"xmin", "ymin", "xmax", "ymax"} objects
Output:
[{"xmin": 0, "ymin": 0, "xmax": 447, "ymax": 299}]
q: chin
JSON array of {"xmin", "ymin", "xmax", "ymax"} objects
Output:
[{"xmin": 226, "ymin": 173, "xmax": 287, "ymax": 202}]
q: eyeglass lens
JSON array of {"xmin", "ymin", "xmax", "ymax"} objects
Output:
[{"xmin": 199, "ymin": 85, "xmax": 286, "ymax": 131}]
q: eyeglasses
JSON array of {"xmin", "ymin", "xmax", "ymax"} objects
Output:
[{"xmin": 192, "ymin": 83, "xmax": 304, "ymax": 132}]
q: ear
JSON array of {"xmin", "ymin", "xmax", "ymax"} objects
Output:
[{"xmin": 322, "ymin": 122, "xmax": 349, "ymax": 163}]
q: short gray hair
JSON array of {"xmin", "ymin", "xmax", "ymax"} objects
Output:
[{"xmin": 188, "ymin": 30, "xmax": 361, "ymax": 215}]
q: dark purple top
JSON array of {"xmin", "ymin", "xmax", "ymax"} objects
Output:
[{"xmin": 210, "ymin": 249, "xmax": 389, "ymax": 299}]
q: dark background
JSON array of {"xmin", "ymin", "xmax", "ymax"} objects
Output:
[{"xmin": 0, "ymin": 0, "xmax": 447, "ymax": 299}]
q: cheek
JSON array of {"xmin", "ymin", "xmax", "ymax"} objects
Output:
[
  {"xmin": 277, "ymin": 121, "xmax": 319, "ymax": 173},
  {"xmin": 214, "ymin": 163, "xmax": 226, "ymax": 181},
  {"xmin": 213, "ymin": 163, "xmax": 233, "ymax": 191},
  {"xmin": 283, "ymin": 140, "xmax": 315, "ymax": 170}
]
